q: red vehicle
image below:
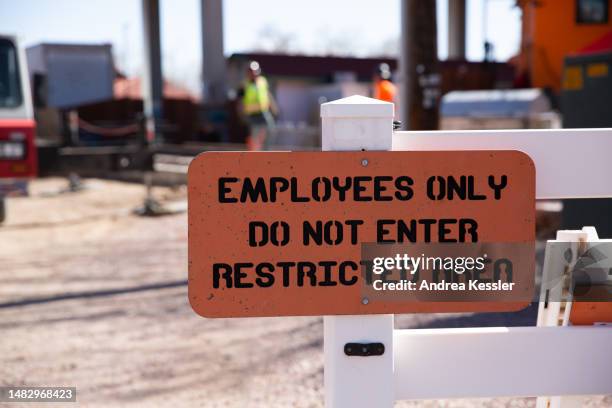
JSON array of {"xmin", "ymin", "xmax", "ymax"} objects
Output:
[{"xmin": 0, "ymin": 35, "xmax": 36, "ymax": 222}]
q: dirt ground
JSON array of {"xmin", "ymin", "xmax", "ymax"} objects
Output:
[{"xmin": 0, "ymin": 178, "xmax": 610, "ymax": 407}]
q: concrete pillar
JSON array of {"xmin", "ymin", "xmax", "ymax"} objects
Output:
[
  {"xmin": 201, "ymin": 0, "xmax": 227, "ymax": 105},
  {"xmin": 141, "ymin": 0, "xmax": 164, "ymax": 142},
  {"xmin": 448, "ymin": 0, "xmax": 467, "ymax": 60}
]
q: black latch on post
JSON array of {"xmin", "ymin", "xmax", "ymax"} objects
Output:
[{"xmin": 344, "ymin": 342, "xmax": 385, "ymax": 357}]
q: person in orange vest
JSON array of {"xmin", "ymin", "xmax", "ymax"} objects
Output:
[{"xmin": 373, "ymin": 63, "xmax": 397, "ymax": 104}]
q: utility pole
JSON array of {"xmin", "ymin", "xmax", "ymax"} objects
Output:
[{"xmin": 399, "ymin": 0, "xmax": 440, "ymax": 130}]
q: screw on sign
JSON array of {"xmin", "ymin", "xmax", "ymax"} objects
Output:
[{"xmin": 187, "ymin": 150, "xmax": 535, "ymax": 318}]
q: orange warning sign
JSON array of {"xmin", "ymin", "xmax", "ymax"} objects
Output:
[{"xmin": 188, "ymin": 151, "xmax": 535, "ymax": 318}]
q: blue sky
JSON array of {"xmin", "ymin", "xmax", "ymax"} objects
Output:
[{"xmin": 0, "ymin": 0, "xmax": 521, "ymax": 92}]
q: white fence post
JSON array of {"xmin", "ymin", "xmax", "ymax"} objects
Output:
[{"xmin": 321, "ymin": 95, "xmax": 395, "ymax": 408}]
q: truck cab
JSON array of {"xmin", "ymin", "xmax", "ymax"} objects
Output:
[{"xmin": 0, "ymin": 35, "xmax": 37, "ymax": 222}]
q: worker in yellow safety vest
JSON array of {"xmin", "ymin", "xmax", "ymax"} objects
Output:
[
  {"xmin": 373, "ymin": 63, "xmax": 397, "ymax": 104},
  {"xmin": 241, "ymin": 61, "xmax": 276, "ymax": 150}
]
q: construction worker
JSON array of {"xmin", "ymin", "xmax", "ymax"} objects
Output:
[
  {"xmin": 241, "ymin": 61, "xmax": 276, "ymax": 150},
  {"xmin": 373, "ymin": 63, "xmax": 397, "ymax": 104}
]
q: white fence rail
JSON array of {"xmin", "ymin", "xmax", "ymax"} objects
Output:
[
  {"xmin": 394, "ymin": 326, "xmax": 612, "ymax": 400},
  {"xmin": 394, "ymin": 128, "xmax": 612, "ymax": 199}
]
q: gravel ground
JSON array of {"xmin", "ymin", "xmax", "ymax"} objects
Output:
[{"xmin": 0, "ymin": 178, "xmax": 610, "ymax": 407}]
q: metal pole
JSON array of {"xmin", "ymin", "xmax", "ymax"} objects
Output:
[
  {"xmin": 399, "ymin": 0, "xmax": 439, "ymax": 130},
  {"xmin": 399, "ymin": 0, "xmax": 411, "ymax": 129},
  {"xmin": 141, "ymin": 0, "xmax": 164, "ymax": 143},
  {"xmin": 139, "ymin": 0, "xmax": 165, "ymax": 215},
  {"xmin": 201, "ymin": 0, "xmax": 227, "ymax": 105},
  {"xmin": 448, "ymin": 0, "xmax": 467, "ymax": 59}
]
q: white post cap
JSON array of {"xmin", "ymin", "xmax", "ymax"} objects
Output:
[
  {"xmin": 321, "ymin": 95, "xmax": 394, "ymax": 118},
  {"xmin": 320, "ymin": 95, "xmax": 394, "ymax": 151}
]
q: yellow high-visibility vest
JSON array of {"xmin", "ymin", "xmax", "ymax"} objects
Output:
[{"xmin": 243, "ymin": 76, "xmax": 270, "ymax": 115}]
